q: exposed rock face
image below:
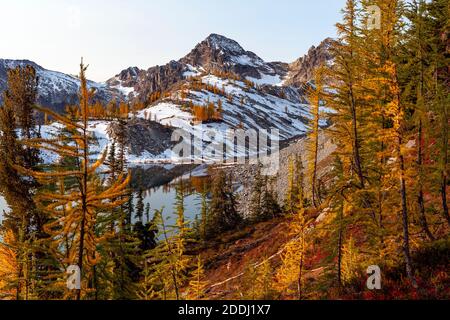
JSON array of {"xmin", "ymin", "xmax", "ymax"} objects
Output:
[
  {"xmin": 107, "ymin": 118, "xmax": 176, "ymax": 157},
  {"xmin": 180, "ymin": 33, "xmax": 284, "ymax": 79},
  {"xmin": 103, "ymin": 34, "xmax": 334, "ymax": 152},
  {"xmin": 269, "ymin": 61, "xmax": 290, "ymax": 77},
  {"xmin": 136, "ymin": 61, "xmax": 186, "ymax": 100},
  {"xmin": 106, "ymin": 66, "xmax": 141, "ymax": 87},
  {"xmin": 107, "ymin": 34, "xmax": 334, "ymax": 105},
  {"xmin": 107, "ymin": 34, "xmax": 295, "ymax": 102},
  {"xmin": 0, "ymin": 59, "xmax": 121, "ymax": 114},
  {"xmin": 285, "ymin": 38, "xmax": 335, "ymax": 87},
  {"xmin": 227, "ymin": 130, "xmax": 337, "ymax": 218}
]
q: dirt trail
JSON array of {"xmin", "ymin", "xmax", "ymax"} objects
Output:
[{"xmin": 197, "ymin": 217, "xmax": 290, "ymax": 299}]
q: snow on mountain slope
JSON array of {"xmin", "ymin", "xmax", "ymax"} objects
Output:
[
  {"xmin": 108, "ymin": 34, "xmax": 291, "ymax": 101},
  {"xmin": 137, "ymin": 76, "xmax": 304, "ymax": 137},
  {"xmin": 2, "ymin": 35, "xmax": 334, "ymax": 165},
  {"xmin": 35, "ymin": 71, "xmax": 319, "ymax": 166},
  {"xmin": 1, "ymin": 34, "xmax": 333, "ymax": 118},
  {"xmin": 103, "ymin": 35, "xmax": 332, "ymax": 158},
  {"xmin": 38, "ymin": 120, "xmax": 178, "ymax": 165},
  {"xmin": 0, "ymin": 59, "xmax": 123, "ymax": 113},
  {"xmin": 38, "ymin": 121, "xmax": 113, "ymax": 165},
  {"xmin": 33, "ymin": 72, "xmax": 329, "ymax": 165},
  {"xmin": 131, "ymin": 73, "xmax": 329, "ymax": 163},
  {"xmin": 247, "ymin": 73, "xmax": 283, "ymax": 86}
]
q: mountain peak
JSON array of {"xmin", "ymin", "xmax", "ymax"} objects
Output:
[
  {"xmin": 204, "ymin": 33, "xmax": 245, "ymax": 54},
  {"xmin": 104, "ymin": 36, "xmax": 333, "ymax": 103}
]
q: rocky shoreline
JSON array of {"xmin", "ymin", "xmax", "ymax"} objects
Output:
[{"xmin": 222, "ymin": 130, "xmax": 336, "ymax": 218}]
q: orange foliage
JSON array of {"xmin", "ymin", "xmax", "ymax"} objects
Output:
[
  {"xmin": 0, "ymin": 229, "xmax": 18, "ymax": 299},
  {"xmin": 192, "ymin": 101, "xmax": 222, "ymax": 123}
]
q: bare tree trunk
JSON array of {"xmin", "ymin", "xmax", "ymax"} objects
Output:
[
  {"xmin": 440, "ymin": 108, "xmax": 449, "ymax": 225},
  {"xmin": 171, "ymin": 268, "xmax": 180, "ymax": 300},
  {"xmin": 311, "ymin": 103, "xmax": 320, "ymax": 208},
  {"xmin": 418, "ymin": 189, "xmax": 434, "ymax": 240},
  {"xmin": 337, "ymin": 202, "xmax": 343, "ymax": 290},
  {"xmin": 312, "ymin": 135, "xmax": 319, "ymax": 208},
  {"xmin": 441, "ymin": 172, "xmax": 449, "ymax": 225},
  {"xmin": 398, "ymin": 139, "xmax": 417, "ymax": 288},
  {"xmin": 349, "ymin": 88, "xmax": 365, "ymax": 189},
  {"xmin": 76, "ymin": 126, "xmax": 88, "ymax": 301},
  {"xmin": 417, "ymin": 120, "xmax": 435, "ymax": 240},
  {"xmin": 297, "ymin": 253, "xmax": 304, "ymax": 300},
  {"xmin": 77, "ymin": 62, "xmax": 89, "ymax": 300}
]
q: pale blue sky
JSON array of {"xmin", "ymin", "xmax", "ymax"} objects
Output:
[{"xmin": 0, "ymin": 0, "xmax": 346, "ymax": 81}]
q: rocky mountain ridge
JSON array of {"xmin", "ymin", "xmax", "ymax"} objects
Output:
[
  {"xmin": 1, "ymin": 34, "xmax": 334, "ymax": 113},
  {"xmin": 106, "ymin": 34, "xmax": 334, "ymax": 103},
  {"xmin": 1, "ymin": 34, "xmax": 334, "ymax": 163},
  {"xmin": 0, "ymin": 59, "xmax": 122, "ymax": 113}
]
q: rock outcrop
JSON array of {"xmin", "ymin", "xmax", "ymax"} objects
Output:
[
  {"xmin": 108, "ymin": 118, "xmax": 176, "ymax": 157},
  {"xmin": 285, "ymin": 38, "xmax": 335, "ymax": 87}
]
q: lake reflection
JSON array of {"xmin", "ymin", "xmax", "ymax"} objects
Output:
[
  {"xmin": 0, "ymin": 164, "xmax": 209, "ymax": 226},
  {"xmin": 129, "ymin": 164, "xmax": 209, "ymax": 225},
  {"xmin": 132, "ymin": 177, "xmax": 205, "ymax": 226}
]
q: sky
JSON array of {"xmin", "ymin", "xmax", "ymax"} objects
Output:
[{"xmin": 0, "ymin": 0, "xmax": 346, "ymax": 82}]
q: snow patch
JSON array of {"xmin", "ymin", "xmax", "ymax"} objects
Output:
[{"xmin": 246, "ymin": 73, "xmax": 283, "ymax": 86}]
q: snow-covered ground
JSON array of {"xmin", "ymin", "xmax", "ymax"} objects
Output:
[
  {"xmin": 110, "ymin": 83, "xmax": 135, "ymax": 98},
  {"xmin": 34, "ymin": 72, "xmax": 327, "ymax": 166},
  {"xmin": 38, "ymin": 121, "xmax": 112, "ymax": 164},
  {"xmin": 131, "ymin": 73, "xmax": 329, "ymax": 164},
  {"xmin": 138, "ymin": 73, "xmax": 325, "ymax": 139},
  {"xmin": 1, "ymin": 59, "xmax": 117, "ymax": 102},
  {"xmin": 38, "ymin": 120, "xmax": 186, "ymax": 165},
  {"xmin": 247, "ymin": 73, "xmax": 283, "ymax": 86}
]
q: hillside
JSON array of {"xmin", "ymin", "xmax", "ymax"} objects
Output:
[
  {"xmin": 108, "ymin": 34, "xmax": 333, "ymax": 161},
  {"xmin": 107, "ymin": 34, "xmax": 333, "ymax": 103},
  {"xmin": 0, "ymin": 59, "xmax": 124, "ymax": 113},
  {"xmin": 18, "ymin": 34, "xmax": 333, "ymax": 165},
  {"xmin": 1, "ymin": 34, "xmax": 334, "ymax": 163}
]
